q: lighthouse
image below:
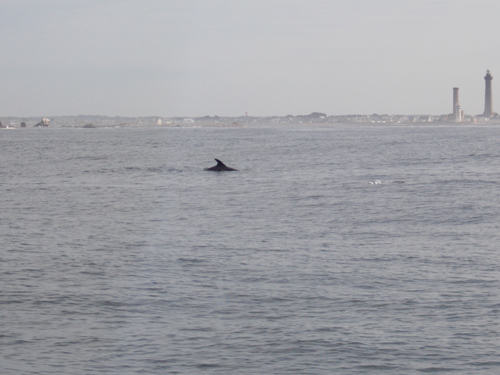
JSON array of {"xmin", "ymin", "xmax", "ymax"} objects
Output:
[
  {"xmin": 452, "ymin": 87, "xmax": 462, "ymax": 122},
  {"xmin": 482, "ymin": 70, "xmax": 493, "ymax": 117}
]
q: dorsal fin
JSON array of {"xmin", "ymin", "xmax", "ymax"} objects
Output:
[
  {"xmin": 215, "ymin": 159, "xmax": 226, "ymax": 167},
  {"xmin": 205, "ymin": 159, "xmax": 238, "ymax": 171}
]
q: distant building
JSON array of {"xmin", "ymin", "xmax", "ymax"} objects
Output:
[
  {"xmin": 482, "ymin": 70, "xmax": 494, "ymax": 117},
  {"xmin": 453, "ymin": 87, "xmax": 462, "ymax": 122},
  {"xmin": 34, "ymin": 118, "xmax": 50, "ymax": 127}
]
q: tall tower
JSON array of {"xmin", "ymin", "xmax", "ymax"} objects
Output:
[
  {"xmin": 453, "ymin": 87, "xmax": 462, "ymax": 122},
  {"xmin": 483, "ymin": 70, "xmax": 493, "ymax": 117}
]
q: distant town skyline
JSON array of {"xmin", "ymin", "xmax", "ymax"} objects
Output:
[{"xmin": 1, "ymin": 0, "xmax": 499, "ymax": 117}]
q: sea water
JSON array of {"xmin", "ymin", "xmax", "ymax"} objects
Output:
[{"xmin": 1, "ymin": 124, "xmax": 499, "ymax": 374}]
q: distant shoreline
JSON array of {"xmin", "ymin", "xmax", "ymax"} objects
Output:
[{"xmin": 1, "ymin": 113, "xmax": 499, "ymax": 128}]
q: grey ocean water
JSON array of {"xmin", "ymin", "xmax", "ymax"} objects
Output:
[{"xmin": 1, "ymin": 124, "xmax": 500, "ymax": 374}]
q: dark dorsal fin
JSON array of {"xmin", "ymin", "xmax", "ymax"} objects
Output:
[
  {"xmin": 205, "ymin": 159, "xmax": 238, "ymax": 171},
  {"xmin": 215, "ymin": 159, "xmax": 226, "ymax": 167}
]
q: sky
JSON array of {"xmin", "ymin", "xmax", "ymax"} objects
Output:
[{"xmin": 1, "ymin": 0, "xmax": 499, "ymax": 117}]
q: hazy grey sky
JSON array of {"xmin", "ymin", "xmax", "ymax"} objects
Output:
[{"xmin": 1, "ymin": 0, "xmax": 499, "ymax": 117}]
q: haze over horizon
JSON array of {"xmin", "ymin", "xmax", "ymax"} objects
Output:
[{"xmin": 1, "ymin": 0, "xmax": 499, "ymax": 118}]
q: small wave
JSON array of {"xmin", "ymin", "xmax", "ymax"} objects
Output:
[
  {"xmin": 357, "ymin": 364, "xmax": 399, "ymax": 370},
  {"xmin": 196, "ymin": 364, "xmax": 221, "ymax": 369},
  {"xmin": 418, "ymin": 367, "xmax": 455, "ymax": 373},
  {"xmin": 368, "ymin": 180, "xmax": 405, "ymax": 185},
  {"xmin": 177, "ymin": 258, "xmax": 204, "ymax": 263},
  {"xmin": 87, "ymin": 165, "xmax": 187, "ymax": 175}
]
